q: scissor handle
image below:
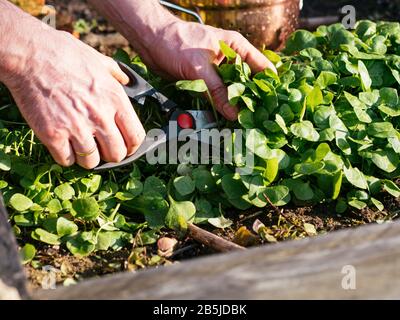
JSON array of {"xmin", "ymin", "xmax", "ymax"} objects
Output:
[{"xmin": 117, "ymin": 61, "xmax": 177, "ymax": 112}]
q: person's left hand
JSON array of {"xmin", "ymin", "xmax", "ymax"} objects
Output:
[{"xmin": 131, "ymin": 20, "xmax": 276, "ymax": 121}]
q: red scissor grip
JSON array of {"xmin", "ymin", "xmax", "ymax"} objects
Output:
[{"xmin": 177, "ymin": 113, "xmax": 194, "ymax": 129}]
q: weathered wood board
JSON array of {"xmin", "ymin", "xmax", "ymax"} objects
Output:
[
  {"xmin": 0, "ymin": 195, "xmax": 28, "ymax": 299},
  {"xmin": 34, "ymin": 220, "xmax": 400, "ymax": 300}
]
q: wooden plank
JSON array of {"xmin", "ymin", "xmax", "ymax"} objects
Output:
[
  {"xmin": 34, "ymin": 220, "xmax": 400, "ymax": 300},
  {"xmin": 0, "ymin": 195, "xmax": 29, "ymax": 299}
]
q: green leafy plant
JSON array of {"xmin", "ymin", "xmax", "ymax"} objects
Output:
[{"xmin": 1, "ymin": 20, "xmax": 400, "ymax": 260}]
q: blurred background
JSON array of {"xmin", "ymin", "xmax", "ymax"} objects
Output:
[{"xmin": 9, "ymin": 0, "xmax": 400, "ymax": 53}]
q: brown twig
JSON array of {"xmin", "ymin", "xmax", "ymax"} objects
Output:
[
  {"xmin": 187, "ymin": 224, "xmax": 246, "ymax": 253},
  {"xmin": 262, "ymin": 193, "xmax": 282, "ymax": 216}
]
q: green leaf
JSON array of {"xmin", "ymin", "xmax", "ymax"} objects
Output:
[
  {"xmin": 176, "ymin": 79, "xmax": 208, "ymax": 93},
  {"xmin": 348, "ymin": 199, "xmax": 367, "ymax": 210},
  {"xmin": 344, "ymin": 91, "xmax": 372, "ymax": 123},
  {"xmin": 358, "ymin": 60, "xmax": 372, "ymax": 91},
  {"xmin": 20, "ymin": 244, "xmax": 36, "ymax": 265},
  {"xmin": 294, "ymin": 162, "xmax": 325, "ymax": 175},
  {"xmin": 331, "ymin": 171, "xmax": 343, "ymax": 200},
  {"xmin": 343, "ymin": 165, "xmax": 368, "ymax": 190},
  {"xmin": 336, "ymin": 199, "xmax": 348, "ymax": 214},
  {"xmin": 208, "ymin": 216, "xmax": 233, "ymax": 229},
  {"xmin": 165, "ymin": 197, "xmax": 196, "ymax": 234},
  {"xmin": 113, "ymin": 48, "xmax": 131, "ymax": 65},
  {"xmin": 371, "ymin": 149, "xmax": 399, "ymax": 173},
  {"xmin": 259, "ymin": 185, "xmax": 290, "ymax": 206},
  {"xmin": 173, "ymin": 176, "xmax": 195, "ymax": 196},
  {"xmin": 9, "ymin": 193, "xmax": 33, "ymax": 212},
  {"xmin": 194, "ymin": 198, "xmax": 215, "ymax": 224},
  {"xmin": 192, "ymin": 168, "xmax": 216, "ymax": 193},
  {"xmin": 285, "ymin": 30, "xmax": 317, "ymax": 54},
  {"xmin": 221, "ymin": 173, "xmax": 246, "ymax": 198},
  {"xmin": 307, "ymin": 86, "xmax": 324, "ymax": 109},
  {"xmin": 54, "ymin": 183, "xmax": 75, "ymax": 201},
  {"xmin": 133, "ymin": 192, "xmax": 169, "ymax": 229},
  {"xmin": 359, "ymin": 91, "xmax": 379, "ymax": 106},
  {"xmin": 383, "ymin": 180, "xmax": 400, "ymax": 197},
  {"xmin": 246, "ymin": 129, "xmax": 272, "ymax": 159},
  {"xmin": 371, "ymin": 197, "xmax": 384, "ymax": 211},
  {"xmin": 0, "ymin": 151, "xmax": 11, "ymax": 171},
  {"xmin": 14, "ymin": 213, "xmax": 34, "ymax": 227},
  {"xmin": 264, "ymin": 158, "xmax": 279, "ymax": 185},
  {"xmin": 228, "ymin": 83, "xmax": 246, "ymax": 105},
  {"xmin": 300, "ymin": 48, "xmax": 323, "ymax": 60},
  {"xmin": 275, "ymin": 114, "xmax": 288, "ymax": 134},
  {"xmin": 47, "ymin": 199, "xmax": 63, "ymax": 214},
  {"xmin": 378, "ymin": 88, "xmax": 400, "ymax": 116},
  {"xmin": 56, "ymin": 217, "xmax": 78, "ymax": 237},
  {"xmin": 380, "ymin": 88, "xmax": 399, "ymax": 106},
  {"xmin": 263, "ymin": 50, "xmax": 281, "ymax": 64},
  {"xmin": 283, "ymin": 179, "xmax": 314, "ymax": 201},
  {"xmin": 32, "ymin": 228, "xmax": 60, "ymax": 245},
  {"xmin": 115, "ymin": 192, "xmax": 135, "ymax": 201},
  {"xmin": 238, "ymin": 109, "xmax": 255, "ymax": 129},
  {"xmin": 80, "ymin": 175, "xmax": 102, "ymax": 195},
  {"xmin": 241, "ymin": 96, "xmax": 256, "ymax": 112},
  {"xmin": 143, "ymin": 176, "xmax": 167, "ymax": 198},
  {"xmin": 71, "ymin": 198, "xmax": 100, "ymax": 221},
  {"xmin": 66, "ymin": 232, "xmax": 96, "ymax": 257},
  {"xmin": 138, "ymin": 230, "xmax": 158, "ymax": 245},
  {"xmin": 315, "ymin": 71, "xmax": 337, "ymax": 89},
  {"xmin": 290, "ymin": 121, "xmax": 320, "ymax": 142},
  {"xmin": 219, "ymin": 40, "xmax": 237, "ymax": 60},
  {"xmin": 125, "ymin": 178, "xmax": 143, "ymax": 197},
  {"xmin": 367, "ymin": 122, "xmax": 395, "ymax": 138}
]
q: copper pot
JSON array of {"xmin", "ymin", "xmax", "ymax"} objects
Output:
[
  {"xmin": 169, "ymin": 0, "xmax": 300, "ymax": 50},
  {"xmin": 10, "ymin": 0, "xmax": 45, "ymax": 15}
]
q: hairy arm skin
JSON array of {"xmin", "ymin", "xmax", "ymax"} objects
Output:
[
  {"xmin": 0, "ymin": 0, "xmax": 145, "ymax": 169},
  {"xmin": 88, "ymin": 0, "xmax": 177, "ymax": 57},
  {"xmin": 89, "ymin": 0, "xmax": 276, "ymax": 120},
  {"xmin": 0, "ymin": 0, "xmax": 42, "ymax": 83}
]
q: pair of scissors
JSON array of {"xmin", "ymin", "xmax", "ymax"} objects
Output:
[{"xmin": 94, "ymin": 62, "xmax": 218, "ymax": 171}]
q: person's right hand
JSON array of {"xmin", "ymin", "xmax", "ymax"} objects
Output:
[{"xmin": 2, "ymin": 27, "xmax": 145, "ymax": 169}]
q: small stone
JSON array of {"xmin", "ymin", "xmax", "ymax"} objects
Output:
[{"xmin": 157, "ymin": 237, "xmax": 178, "ymax": 258}]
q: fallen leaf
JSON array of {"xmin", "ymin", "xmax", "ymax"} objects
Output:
[
  {"xmin": 304, "ymin": 223, "xmax": 318, "ymax": 236},
  {"xmin": 252, "ymin": 219, "xmax": 266, "ymax": 233},
  {"xmin": 233, "ymin": 226, "xmax": 259, "ymax": 247}
]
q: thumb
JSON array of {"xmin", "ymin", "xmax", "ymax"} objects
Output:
[{"xmin": 199, "ymin": 63, "xmax": 239, "ymax": 121}]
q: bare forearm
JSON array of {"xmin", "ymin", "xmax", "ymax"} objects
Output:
[
  {"xmin": 89, "ymin": 0, "xmax": 178, "ymax": 54},
  {"xmin": 0, "ymin": 0, "xmax": 46, "ymax": 84}
]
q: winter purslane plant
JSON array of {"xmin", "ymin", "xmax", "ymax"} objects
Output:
[{"xmin": 1, "ymin": 20, "xmax": 400, "ymax": 259}]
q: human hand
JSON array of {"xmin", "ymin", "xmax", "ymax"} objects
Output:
[
  {"xmin": 135, "ymin": 21, "xmax": 277, "ymax": 121},
  {"xmin": 1, "ymin": 27, "xmax": 145, "ymax": 169}
]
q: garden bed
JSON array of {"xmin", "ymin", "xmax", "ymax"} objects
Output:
[{"xmin": 3, "ymin": 0, "xmax": 400, "ymax": 291}]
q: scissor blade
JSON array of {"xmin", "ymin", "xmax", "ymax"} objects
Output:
[{"xmin": 94, "ymin": 132, "xmax": 167, "ymax": 171}]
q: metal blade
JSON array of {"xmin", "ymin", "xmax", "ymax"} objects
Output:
[{"xmin": 94, "ymin": 132, "xmax": 167, "ymax": 171}]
